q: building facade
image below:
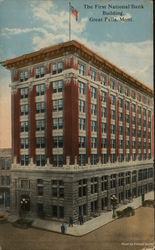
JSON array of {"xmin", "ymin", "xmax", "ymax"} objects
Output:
[
  {"xmin": 2, "ymin": 40, "xmax": 154, "ymax": 222},
  {"xmin": 0, "ymin": 148, "xmax": 11, "ymax": 208}
]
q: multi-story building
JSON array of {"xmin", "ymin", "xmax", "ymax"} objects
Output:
[
  {"xmin": 0, "ymin": 148, "xmax": 11, "ymax": 208},
  {"xmin": 1, "ymin": 40, "xmax": 154, "ymax": 222}
]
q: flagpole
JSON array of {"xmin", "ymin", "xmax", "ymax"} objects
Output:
[{"xmin": 69, "ymin": 2, "xmax": 71, "ymax": 40}]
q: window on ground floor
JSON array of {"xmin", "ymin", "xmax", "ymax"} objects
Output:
[{"xmin": 52, "ymin": 205, "xmax": 64, "ymax": 219}]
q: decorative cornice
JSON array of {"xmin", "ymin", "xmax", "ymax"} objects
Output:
[{"xmin": 1, "ymin": 40, "xmax": 153, "ymax": 97}]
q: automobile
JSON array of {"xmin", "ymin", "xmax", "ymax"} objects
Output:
[{"xmin": 116, "ymin": 206, "xmax": 135, "ymax": 218}]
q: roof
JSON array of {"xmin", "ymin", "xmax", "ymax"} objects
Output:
[{"xmin": 0, "ymin": 40, "xmax": 153, "ymax": 97}]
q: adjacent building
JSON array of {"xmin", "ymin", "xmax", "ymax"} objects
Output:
[
  {"xmin": 0, "ymin": 148, "xmax": 11, "ymax": 208},
  {"xmin": 1, "ymin": 40, "xmax": 154, "ymax": 222}
]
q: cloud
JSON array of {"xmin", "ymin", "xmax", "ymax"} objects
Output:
[
  {"xmin": 2, "ymin": 27, "xmax": 47, "ymax": 37},
  {"xmin": 1, "ymin": 0, "xmax": 153, "ymax": 88},
  {"xmin": 0, "ymin": 0, "xmax": 4, "ymax": 4}
]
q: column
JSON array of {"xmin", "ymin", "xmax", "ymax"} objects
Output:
[
  {"xmin": 46, "ymin": 82, "xmax": 53, "ymax": 164},
  {"xmin": 13, "ymin": 89, "xmax": 21, "ymax": 163},
  {"xmin": 30, "ymin": 85, "xmax": 36, "ymax": 163},
  {"xmin": 64, "ymin": 78, "xmax": 79, "ymax": 165},
  {"xmin": 87, "ymin": 83, "xmax": 91, "ymax": 161},
  {"xmin": 107, "ymin": 175, "xmax": 111, "ymax": 210}
]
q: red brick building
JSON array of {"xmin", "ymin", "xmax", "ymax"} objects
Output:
[{"xmin": 1, "ymin": 40, "xmax": 154, "ymax": 222}]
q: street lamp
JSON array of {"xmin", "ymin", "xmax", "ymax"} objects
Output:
[
  {"xmin": 111, "ymin": 194, "xmax": 117, "ymax": 218},
  {"xmin": 20, "ymin": 197, "xmax": 30, "ymax": 218}
]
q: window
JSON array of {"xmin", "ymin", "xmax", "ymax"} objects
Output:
[
  {"xmin": 110, "ymin": 79, "xmax": 115, "ymax": 90},
  {"xmin": 132, "ymin": 103, "xmax": 136, "ymax": 112},
  {"xmin": 119, "ymin": 173, "xmax": 124, "ymax": 186},
  {"xmin": 21, "ymin": 121, "xmax": 29, "ymax": 132},
  {"xmin": 79, "ymin": 81, "xmax": 85, "ymax": 94},
  {"xmin": 36, "ymin": 155, "xmax": 46, "ymax": 166},
  {"xmin": 102, "ymin": 107, "xmax": 107, "ymax": 117},
  {"xmin": 36, "ymin": 137, "xmax": 45, "ymax": 148},
  {"xmin": 79, "ymin": 137, "xmax": 86, "ymax": 148},
  {"xmin": 78, "ymin": 154, "xmax": 86, "ymax": 166},
  {"xmin": 101, "ymin": 73, "xmax": 107, "ymax": 85},
  {"xmin": 21, "ymin": 138, "xmax": 29, "ymax": 149},
  {"xmin": 119, "ymin": 112, "xmax": 123, "ymax": 121},
  {"xmin": 36, "ymin": 102, "xmax": 45, "ymax": 113},
  {"xmin": 36, "ymin": 84, "xmax": 45, "ymax": 96},
  {"xmin": 119, "ymin": 84, "xmax": 123, "ymax": 94},
  {"xmin": 78, "ymin": 179, "xmax": 87, "ymax": 197},
  {"xmin": 52, "ymin": 62, "xmax": 64, "ymax": 74},
  {"xmin": 21, "ymin": 104, "xmax": 29, "ymax": 116},
  {"xmin": 111, "ymin": 139, "xmax": 116, "ymax": 148},
  {"xmin": 21, "ymin": 179, "xmax": 30, "ymax": 189},
  {"xmin": 53, "ymin": 155, "xmax": 64, "ymax": 166},
  {"xmin": 126, "ymin": 114, "xmax": 130, "ymax": 123},
  {"xmin": 20, "ymin": 71, "xmax": 29, "ymax": 82},
  {"xmin": 119, "ymin": 98, "xmax": 123, "ymax": 108},
  {"xmin": 126, "ymin": 101, "xmax": 130, "ymax": 110},
  {"xmin": 91, "ymin": 104, "xmax": 97, "ymax": 115},
  {"xmin": 111, "ymin": 95, "xmax": 116, "ymax": 105},
  {"xmin": 21, "ymin": 155, "xmax": 29, "ymax": 166},
  {"xmin": 53, "ymin": 80, "xmax": 63, "ymax": 93},
  {"xmin": 91, "ymin": 137, "xmax": 97, "ymax": 148},
  {"xmin": 52, "ymin": 206, "xmax": 64, "ymax": 218},
  {"xmin": 52, "ymin": 180, "xmax": 64, "ymax": 198},
  {"xmin": 91, "ymin": 120, "xmax": 97, "ymax": 132},
  {"xmin": 119, "ymin": 140, "xmax": 123, "ymax": 148},
  {"xmin": 102, "ymin": 123, "xmax": 107, "ymax": 134},
  {"xmin": 91, "ymin": 154, "xmax": 98, "ymax": 164},
  {"xmin": 36, "ymin": 120, "xmax": 45, "ymax": 131},
  {"xmin": 53, "ymin": 99, "xmax": 63, "ymax": 111},
  {"xmin": 53, "ymin": 118, "xmax": 63, "ymax": 129},
  {"xmin": 101, "ymin": 91, "xmax": 107, "ymax": 102},
  {"xmin": 79, "ymin": 204, "xmax": 87, "ymax": 216},
  {"xmin": 37, "ymin": 186, "xmax": 43, "ymax": 196},
  {"xmin": 36, "ymin": 66, "xmax": 46, "ymax": 78},
  {"xmin": 53, "ymin": 137, "xmax": 63, "ymax": 148},
  {"xmin": 101, "ymin": 176, "xmax": 108, "ymax": 191},
  {"xmin": 111, "ymin": 110, "xmax": 115, "ymax": 120},
  {"xmin": 102, "ymin": 138, "xmax": 107, "ymax": 148},
  {"xmin": 91, "ymin": 86, "xmax": 97, "ymax": 98},
  {"xmin": 91, "ymin": 68, "xmax": 97, "ymax": 81},
  {"xmin": 111, "ymin": 125, "xmax": 115, "ymax": 134},
  {"xmin": 110, "ymin": 174, "xmax": 116, "ymax": 188},
  {"xmin": 78, "ymin": 62, "xmax": 86, "ymax": 76},
  {"xmin": 131, "ymin": 90, "xmax": 136, "ymax": 99},
  {"xmin": 79, "ymin": 100, "xmax": 86, "ymax": 113},
  {"xmin": 79, "ymin": 118, "xmax": 86, "ymax": 130},
  {"xmin": 125, "ymin": 87, "xmax": 130, "ymax": 97},
  {"xmin": 21, "ymin": 88, "xmax": 29, "ymax": 98},
  {"xmin": 91, "ymin": 177, "xmax": 98, "ymax": 194},
  {"xmin": 119, "ymin": 126, "xmax": 123, "ymax": 135}
]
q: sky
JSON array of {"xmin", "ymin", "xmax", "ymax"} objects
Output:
[{"xmin": 0, "ymin": 0, "xmax": 153, "ymax": 148}]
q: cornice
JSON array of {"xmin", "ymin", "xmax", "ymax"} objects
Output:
[{"xmin": 1, "ymin": 40, "xmax": 153, "ymax": 97}]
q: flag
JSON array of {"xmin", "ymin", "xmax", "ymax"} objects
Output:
[{"xmin": 70, "ymin": 5, "xmax": 78, "ymax": 21}]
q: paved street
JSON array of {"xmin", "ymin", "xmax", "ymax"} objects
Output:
[{"xmin": 0, "ymin": 207, "xmax": 154, "ymax": 250}]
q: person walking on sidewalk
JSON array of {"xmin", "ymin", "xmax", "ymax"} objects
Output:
[{"xmin": 69, "ymin": 217, "xmax": 73, "ymax": 227}]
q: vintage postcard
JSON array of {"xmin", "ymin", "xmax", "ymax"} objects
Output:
[{"xmin": 0, "ymin": 0, "xmax": 154, "ymax": 250}]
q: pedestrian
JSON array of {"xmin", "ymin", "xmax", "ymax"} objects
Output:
[
  {"xmin": 81, "ymin": 215, "xmax": 84, "ymax": 225},
  {"xmin": 79, "ymin": 215, "xmax": 82, "ymax": 225},
  {"xmin": 61, "ymin": 223, "xmax": 65, "ymax": 234},
  {"xmin": 64, "ymin": 223, "xmax": 67, "ymax": 233},
  {"xmin": 69, "ymin": 217, "xmax": 73, "ymax": 227}
]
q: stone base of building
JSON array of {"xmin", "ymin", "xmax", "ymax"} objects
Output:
[{"xmin": 10, "ymin": 160, "xmax": 154, "ymax": 224}]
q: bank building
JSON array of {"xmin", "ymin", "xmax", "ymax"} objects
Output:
[{"xmin": 1, "ymin": 40, "xmax": 154, "ymax": 223}]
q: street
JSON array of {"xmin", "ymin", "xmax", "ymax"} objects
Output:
[{"xmin": 0, "ymin": 207, "xmax": 154, "ymax": 250}]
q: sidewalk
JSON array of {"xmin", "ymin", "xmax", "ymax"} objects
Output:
[{"xmin": 7, "ymin": 191, "xmax": 154, "ymax": 236}]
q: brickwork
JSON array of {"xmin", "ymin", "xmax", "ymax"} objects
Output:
[{"xmin": 30, "ymin": 85, "xmax": 36, "ymax": 163}]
